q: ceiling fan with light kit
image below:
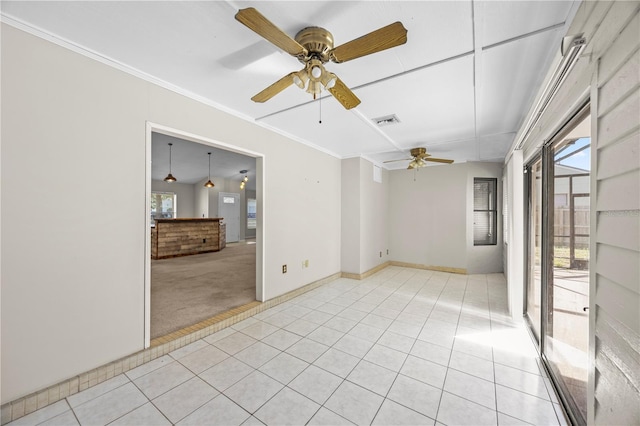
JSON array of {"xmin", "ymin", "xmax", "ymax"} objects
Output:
[
  {"xmin": 235, "ymin": 7, "xmax": 408, "ymax": 110},
  {"xmin": 384, "ymin": 147, "xmax": 454, "ymax": 169}
]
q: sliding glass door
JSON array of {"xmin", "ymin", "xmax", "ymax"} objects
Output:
[
  {"xmin": 545, "ymin": 113, "xmax": 591, "ymax": 424},
  {"xmin": 525, "ymin": 106, "xmax": 590, "ymax": 425}
]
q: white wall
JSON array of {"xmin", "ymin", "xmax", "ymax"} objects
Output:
[
  {"xmin": 504, "ymin": 151, "xmax": 524, "ymax": 321},
  {"xmin": 195, "ymin": 176, "xmax": 255, "ymax": 240},
  {"xmin": 207, "ymin": 175, "xmax": 229, "ymax": 218},
  {"xmin": 194, "ymin": 179, "xmax": 210, "ymax": 218},
  {"xmin": 359, "ymin": 159, "xmax": 389, "ymax": 273},
  {"xmin": 388, "ymin": 162, "xmax": 503, "ymax": 274},
  {"xmin": 340, "ymin": 157, "xmax": 389, "ymax": 275},
  {"xmin": 151, "ymin": 180, "xmax": 195, "ymax": 218},
  {"xmin": 202, "ymin": 176, "xmax": 244, "ymax": 240},
  {"xmin": 1, "ymin": 24, "xmax": 341, "ymax": 403},
  {"xmin": 466, "ymin": 162, "xmax": 504, "ymax": 274},
  {"xmin": 341, "ymin": 158, "xmax": 360, "ymax": 274},
  {"xmin": 388, "ymin": 163, "xmax": 467, "ymax": 270}
]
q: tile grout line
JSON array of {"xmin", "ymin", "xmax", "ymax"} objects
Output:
[
  {"xmin": 290, "ymin": 278, "xmax": 387, "ymax": 401},
  {"xmin": 368, "ymin": 268, "xmax": 439, "ymax": 423},
  {"xmin": 284, "ymin": 266, "xmax": 408, "ymax": 424},
  {"xmin": 487, "ymin": 275, "xmax": 502, "ymax": 421},
  {"xmin": 431, "ymin": 272, "xmax": 466, "ymax": 423}
]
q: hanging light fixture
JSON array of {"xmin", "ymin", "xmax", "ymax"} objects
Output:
[
  {"xmin": 239, "ymin": 170, "xmax": 249, "ymax": 189},
  {"xmin": 292, "ymin": 58, "xmax": 339, "ymax": 99},
  {"xmin": 163, "ymin": 142, "xmax": 177, "ymax": 182},
  {"xmin": 204, "ymin": 152, "xmax": 215, "ymax": 188}
]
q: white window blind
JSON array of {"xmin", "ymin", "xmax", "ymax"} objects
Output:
[{"xmin": 474, "ymin": 178, "xmax": 497, "ymax": 245}]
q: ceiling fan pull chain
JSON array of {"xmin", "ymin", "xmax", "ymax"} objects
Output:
[{"xmin": 319, "ymin": 95, "xmax": 322, "ymax": 124}]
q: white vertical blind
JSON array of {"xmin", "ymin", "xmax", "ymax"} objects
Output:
[{"xmin": 474, "ymin": 178, "xmax": 497, "ymax": 245}]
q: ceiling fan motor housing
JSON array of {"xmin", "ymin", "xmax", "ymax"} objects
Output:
[
  {"xmin": 295, "ymin": 26, "xmax": 334, "ymax": 63},
  {"xmin": 410, "ymin": 147, "xmax": 428, "ymax": 158}
]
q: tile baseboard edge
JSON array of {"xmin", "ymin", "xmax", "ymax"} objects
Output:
[
  {"xmin": 341, "ymin": 261, "xmax": 467, "ymax": 280},
  {"xmin": 1, "ymin": 261, "xmax": 467, "ymax": 423},
  {"xmin": 341, "ymin": 261, "xmax": 391, "ymax": 280},
  {"xmin": 1, "ymin": 270, "xmax": 342, "ymax": 425},
  {"xmin": 389, "ymin": 261, "xmax": 467, "ymax": 275}
]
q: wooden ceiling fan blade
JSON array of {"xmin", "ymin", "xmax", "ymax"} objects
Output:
[
  {"xmin": 251, "ymin": 72, "xmax": 297, "ymax": 103},
  {"xmin": 328, "ymin": 77, "xmax": 361, "ymax": 109},
  {"xmin": 383, "ymin": 158, "xmax": 412, "ymax": 163},
  {"xmin": 235, "ymin": 8, "xmax": 308, "ymax": 58},
  {"xmin": 330, "ymin": 22, "xmax": 407, "ymax": 63},
  {"xmin": 424, "ymin": 157, "xmax": 454, "ymax": 164}
]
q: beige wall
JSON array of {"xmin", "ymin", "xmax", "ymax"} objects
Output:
[
  {"xmin": 340, "ymin": 157, "xmax": 390, "ymax": 275},
  {"xmin": 151, "ymin": 180, "xmax": 195, "ymax": 218},
  {"xmin": 465, "ymin": 161, "xmax": 504, "ymax": 274},
  {"xmin": 359, "ymin": 160, "xmax": 390, "ymax": 273},
  {"xmin": 340, "ymin": 158, "xmax": 361, "ymax": 274},
  {"xmin": 388, "ymin": 162, "xmax": 503, "ymax": 273},
  {"xmin": 1, "ymin": 23, "xmax": 341, "ymax": 403},
  {"xmin": 388, "ymin": 164, "xmax": 466, "ymax": 270},
  {"xmin": 503, "ymin": 150, "xmax": 524, "ymax": 321}
]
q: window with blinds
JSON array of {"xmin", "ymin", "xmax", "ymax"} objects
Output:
[{"xmin": 473, "ymin": 178, "xmax": 497, "ymax": 245}]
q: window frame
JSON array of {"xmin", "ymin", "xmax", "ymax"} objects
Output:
[
  {"xmin": 247, "ymin": 198, "xmax": 256, "ymax": 230},
  {"xmin": 150, "ymin": 191, "xmax": 177, "ymax": 224},
  {"xmin": 473, "ymin": 177, "xmax": 498, "ymax": 246}
]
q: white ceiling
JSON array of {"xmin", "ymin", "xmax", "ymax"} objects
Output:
[
  {"xmin": 152, "ymin": 133, "xmax": 257, "ymax": 189},
  {"xmin": 2, "ymin": 1, "xmax": 580, "ymax": 173}
]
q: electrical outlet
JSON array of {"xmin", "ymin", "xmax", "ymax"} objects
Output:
[
  {"xmin": 387, "ymin": 249, "xmax": 389, "ymax": 255},
  {"xmin": 304, "ymin": 259, "xmax": 309, "ymax": 268},
  {"xmin": 282, "ymin": 264, "xmax": 287, "ymax": 274},
  {"xmin": 380, "ymin": 251, "xmax": 382, "ymax": 258}
]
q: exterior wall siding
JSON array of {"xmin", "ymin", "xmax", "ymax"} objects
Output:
[
  {"xmin": 511, "ymin": 1, "xmax": 640, "ymax": 423},
  {"xmin": 593, "ymin": 4, "xmax": 640, "ymax": 423}
]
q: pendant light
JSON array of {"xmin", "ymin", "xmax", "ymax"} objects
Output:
[
  {"xmin": 163, "ymin": 142, "xmax": 177, "ymax": 182},
  {"xmin": 239, "ymin": 170, "xmax": 249, "ymax": 189},
  {"xmin": 204, "ymin": 152, "xmax": 215, "ymax": 188}
]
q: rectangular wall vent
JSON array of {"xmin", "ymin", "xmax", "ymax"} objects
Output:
[{"xmin": 373, "ymin": 114, "xmax": 401, "ymax": 127}]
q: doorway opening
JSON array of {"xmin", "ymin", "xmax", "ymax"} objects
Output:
[{"xmin": 145, "ymin": 123, "xmax": 264, "ymax": 346}]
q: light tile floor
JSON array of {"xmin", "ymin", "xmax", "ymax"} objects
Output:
[{"xmin": 9, "ymin": 267, "xmax": 569, "ymax": 426}]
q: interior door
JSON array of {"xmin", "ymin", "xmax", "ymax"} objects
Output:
[{"xmin": 218, "ymin": 192, "xmax": 240, "ymax": 243}]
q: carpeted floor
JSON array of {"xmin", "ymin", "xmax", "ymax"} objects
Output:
[{"xmin": 151, "ymin": 242, "xmax": 256, "ymax": 339}]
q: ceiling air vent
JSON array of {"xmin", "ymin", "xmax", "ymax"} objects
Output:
[{"xmin": 373, "ymin": 114, "xmax": 401, "ymax": 127}]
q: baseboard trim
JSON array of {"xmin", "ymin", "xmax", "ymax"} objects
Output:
[
  {"xmin": 1, "ymin": 271, "xmax": 342, "ymax": 424},
  {"xmin": 341, "ymin": 261, "xmax": 391, "ymax": 280},
  {"xmin": 389, "ymin": 261, "xmax": 467, "ymax": 275}
]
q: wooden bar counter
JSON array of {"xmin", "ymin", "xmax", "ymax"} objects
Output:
[{"xmin": 151, "ymin": 218, "xmax": 226, "ymax": 259}]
